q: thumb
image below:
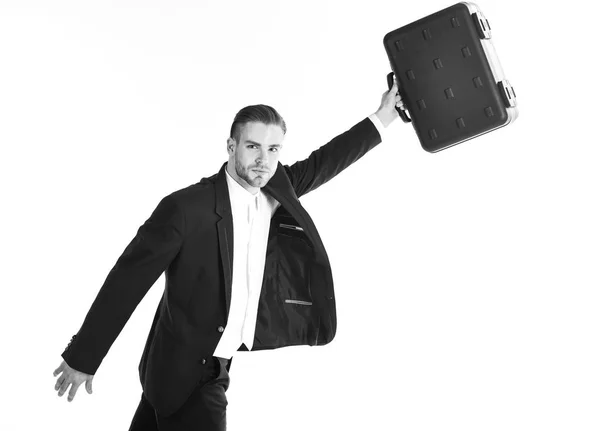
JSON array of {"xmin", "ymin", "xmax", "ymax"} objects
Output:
[{"xmin": 86, "ymin": 376, "xmax": 93, "ymax": 394}]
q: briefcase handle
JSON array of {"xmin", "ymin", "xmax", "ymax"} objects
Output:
[{"xmin": 387, "ymin": 72, "xmax": 411, "ymax": 123}]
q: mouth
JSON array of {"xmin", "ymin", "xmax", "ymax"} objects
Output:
[{"xmin": 252, "ymin": 169, "xmax": 269, "ymax": 174}]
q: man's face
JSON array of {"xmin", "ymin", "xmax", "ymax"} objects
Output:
[{"xmin": 227, "ymin": 122, "xmax": 284, "ymax": 190}]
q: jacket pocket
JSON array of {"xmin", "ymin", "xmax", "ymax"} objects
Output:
[
  {"xmin": 279, "ymin": 223, "xmax": 304, "ymax": 232},
  {"xmin": 277, "ymin": 223, "xmax": 311, "ymax": 246},
  {"xmin": 284, "ymin": 299, "xmax": 313, "ymax": 306}
]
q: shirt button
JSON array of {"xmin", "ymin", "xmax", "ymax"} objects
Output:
[{"xmin": 217, "ymin": 326, "xmax": 225, "ymax": 333}]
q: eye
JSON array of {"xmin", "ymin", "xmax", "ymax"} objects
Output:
[
  {"xmin": 247, "ymin": 144, "xmax": 258, "ymax": 150},
  {"xmin": 269, "ymin": 147, "xmax": 279, "ymax": 153}
]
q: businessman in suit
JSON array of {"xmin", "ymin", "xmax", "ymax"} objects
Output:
[{"xmin": 53, "ymin": 81, "xmax": 403, "ymax": 430}]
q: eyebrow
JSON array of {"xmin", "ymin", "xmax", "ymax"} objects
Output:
[{"xmin": 244, "ymin": 139, "xmax": 282, "ymax": 148}]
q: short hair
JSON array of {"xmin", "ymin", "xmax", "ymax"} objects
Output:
[{"xmin": 229, "ymin": 104, "xmax": 287, "ymax": 143}]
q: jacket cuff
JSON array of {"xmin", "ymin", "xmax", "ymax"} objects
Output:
[{"xmin": 61, "ymin": 334, "xmax": 101, "ymax": 375}]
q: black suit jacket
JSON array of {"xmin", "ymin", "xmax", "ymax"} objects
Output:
[{"xmin": 62, "ymin": 117, "xmax": 382, "ymax": 416}]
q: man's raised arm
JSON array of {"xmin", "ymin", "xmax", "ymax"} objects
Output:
[{"xmin": 285, "ymin": 81, "xmax": 401, "ymax": 198}]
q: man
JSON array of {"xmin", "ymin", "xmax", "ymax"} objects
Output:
[{"xmin": 53, "ymin": 81, "xmax": 403, "ymax": 430}]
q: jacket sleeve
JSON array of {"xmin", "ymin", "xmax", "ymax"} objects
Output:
[
  {"xmin": 283, "ymin": 117, "xmax": 382, "ymax": 198},
  {"xmin": 61, "ymin": 194, "xmax": 185, "ymax": 375}
]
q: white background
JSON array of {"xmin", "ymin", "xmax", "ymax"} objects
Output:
[{"xmin": 1, "ymin": 0, "xmax": 599, "ymax": 430}]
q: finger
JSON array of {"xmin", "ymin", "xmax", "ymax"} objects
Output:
[
  {"xmin": 54, "ymin": 376, "xmax": 66, "ymax": 391},
  {"xmin": 57, "ymin": 379, "xmax": 71, "ymax": 397},
  {"xmin": 68, "ymin": 381, "xmax": 82, "ymax": 402},
  {"xmin": 53, "ymin": 362, "xmax": 65, "ymax": 377},
  {"xmin": 85, "ymin": 377, "xmax": 93, "ymax": 394}
]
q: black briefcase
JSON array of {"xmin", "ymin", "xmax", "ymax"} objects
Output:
[{"xmin": 383, "ymin": 2, "xmax": 518, "ymax": 152}]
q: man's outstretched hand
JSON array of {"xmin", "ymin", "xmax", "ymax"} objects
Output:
[
  {"xmin": 53, "ymin": 360, "xmax": 94, "ymax": 402},
  {"xmin": 375, "ymin": 79, "xmax": 405, "ymax": 128}
]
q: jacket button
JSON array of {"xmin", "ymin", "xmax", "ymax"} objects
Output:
[
  {"xmin": 217, "ymin": 326, "xmax": 225, "ymax": 333},
  {"xmin": 199, "ymin": 358, "xmax": 207, "ymax": 365}
]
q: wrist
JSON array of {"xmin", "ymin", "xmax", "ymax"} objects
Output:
[{"xmin": 374, "ymin": 110, "xmax": 392, "ymax": 128}]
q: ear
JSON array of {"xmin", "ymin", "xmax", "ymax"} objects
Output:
[{"xmin": 226, "ymin": 137, "xmax": 236, "ymax": 154}]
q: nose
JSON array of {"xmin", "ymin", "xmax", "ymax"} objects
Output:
[{"xmin": 256, "ymin": 149, "xmax": 268, "ymax": 166}]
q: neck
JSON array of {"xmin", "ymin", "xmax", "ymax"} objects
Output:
[{"xmin": 226, "ymin": 161, "xmax": 259, "ymax": 195}]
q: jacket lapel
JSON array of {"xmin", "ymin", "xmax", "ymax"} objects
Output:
[{"xmin": 214, "ymin": 163, "xmax": 233, "ymax": 316}]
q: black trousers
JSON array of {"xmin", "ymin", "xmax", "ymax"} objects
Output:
[{"xmin": 128, "ymin": 357, "xmax": 231, "ymax": 431}]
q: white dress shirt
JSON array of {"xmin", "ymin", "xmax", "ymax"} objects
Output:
[
  {"xmin": 213, "ymin": 168, "xmax": 280, "ymax": 359},
  {"xmin": 213, "ymin": 115, "xmax": 384, "ymax": 359}
]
